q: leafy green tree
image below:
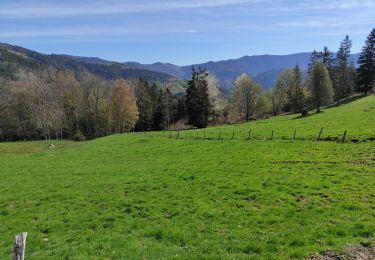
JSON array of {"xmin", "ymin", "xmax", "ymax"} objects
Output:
[
  {"xmin": 186, "ymin": 67, "xmax": 211, "ymax": 128},
  {"xmin": 357, "ymin": 28, "xmax": 375, "ymax": 95},
  {"xmin": 266, "ymin": 88, "xmax": 286, "ymax": 116},
  {"xmin": 309, "ymin": 63, "xmax": 333, "ymax": 112},
  {"xmin": 276, "ymin": 65, "xmax": 307, "ymax": 116}
]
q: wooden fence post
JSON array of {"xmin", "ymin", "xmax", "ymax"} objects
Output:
[
  {"xmin": 271, "ymin": 130, "xmax": 274, "ymax": 140},
  {"xmin": 342, "ymin": 130, "xmax": 347, "ymax": 142},
  {"xmin": 218, "ymin": 132, "xmax": 221, "ymax": 140},
  {"xmin": 317, "ymin": 127, "xmax": 324, "ymax": 141},
  {"xmin": 232, "ymin": 131, "xmax": 235, "ymax": 140},
  {"xmin": 248, "ymin": 130, "xmax": 252, "ymax": 140},
  {"xmin": 13, "ymin": 232, "xmax": 27, "ymax": 260},
  {"xmin": 293, "ymin": 129, "xmax": 297, "ymax": 140}
]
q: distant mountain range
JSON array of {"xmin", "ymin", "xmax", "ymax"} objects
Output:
[
  {"xmin": 0, "ymin": 43, "xmax": 360, "ymax": 90},
  {"xmin": 126, "ymin": 53, "xmax": 360, "ymax": 89}
]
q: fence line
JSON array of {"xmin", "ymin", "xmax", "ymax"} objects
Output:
[
  {"xmin": 137, "ymin": 128, "xmax": 375, "ymax": 144},
  {"xmin": 135, "ymin": 128, "xmax": 371, "ymax": 143}
]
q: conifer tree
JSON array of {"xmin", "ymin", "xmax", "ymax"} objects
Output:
[
  {"xmin": 186, "ymin": 67, "xmax": 211, "ymax": 128},
  {"xmin": 308, "ymin": 50, "xmax": 320, "ymax": 74},
  {"xmin": 333, "ymin": 35, "xmax": 355, "ymax": 102},
  {"xmin": 357, "ymin": 28, "xmax": 375, "ymax": 95},
  {"xmin": 320, "ymin": 46, "xmax": 334, "ymax": 73},
  {"xmin": 134, "ymin": 78, "xmax": 153, "ymax": 131}
]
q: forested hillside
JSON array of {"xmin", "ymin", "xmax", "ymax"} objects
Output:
[
  {"xmin": 0, "ymin": 44, "xmax": 188, "ymax": 141},
  {"xmin": 0, "ymin": 43, "xmax": 177, "ymax": 83}
]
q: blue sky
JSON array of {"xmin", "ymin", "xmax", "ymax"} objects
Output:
[{"xmin": 1, "ymin": 0, "xmax": 374, "ymax": 65}]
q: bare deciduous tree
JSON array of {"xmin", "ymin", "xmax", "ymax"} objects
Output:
[{"xmin": 232, "ymin": 73, "xmax": 263, "ymax": 121}]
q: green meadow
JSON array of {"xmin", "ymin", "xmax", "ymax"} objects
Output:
[
  {"xmin": 172, "ymin": 95, "xmax": 375, "ymax": 142},
  {"xmin": 0, "ymin": 96, "xmax": 374, "ymax": 259}
]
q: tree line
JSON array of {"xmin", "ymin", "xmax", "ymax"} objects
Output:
[
  {"xmin": 0, "ymin": 70, "xmax": 187, "ymax": 141},
  {"xmin": 187, "ymin": 30, "xmax": 374, "ymax": 127},
  {"xmin": 254, "ymin": 30, "xmax": 374, "ymax": 119},
  {"xmin": 0, "ymin": 29, "xmax": 374, "ymax": 140}
]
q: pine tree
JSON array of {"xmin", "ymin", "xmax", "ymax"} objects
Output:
[
  {"xmin": 186, "ymin": 67, "xmax": 211, "ymax": 128},
  {"xmin": 320, "ymin": 46, "xmax": 334, "ymax": 72},
  {"xmin": 308, "ymin": 50, "xmax": 320, "ymax": 74},
  {"xmin": 152, "ymin": 89, "xmax": 166, "ymax": 131},
  {"xmin": 333, "ymin": 35, "xmax": 355, "ymax": 103},
  {"xmin": 357, "ymin": 28, "xmax": 375, "ymax": 95},
  {"xmin": 309, "ymin": 63, "xmax": 333, "ymax": 113},
  {"xmin": 134, "ymin": 78, "xmax": 153, "ymax": 131}
]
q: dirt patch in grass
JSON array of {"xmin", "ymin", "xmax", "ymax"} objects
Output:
[{"xmin": 308, "ymin": 243, "xmax": 375, "ymax": 260}]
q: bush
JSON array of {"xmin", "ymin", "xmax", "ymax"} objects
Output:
[{"xmin": 72, "ymin": 130, "xmax": 86, "ymax": 142}]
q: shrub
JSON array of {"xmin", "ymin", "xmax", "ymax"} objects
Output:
[{"xmin": 72, "ymin": 130, "xmax": 86, "ymax": 142}]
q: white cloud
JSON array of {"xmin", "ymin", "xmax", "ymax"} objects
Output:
[
  {"xmin": 0, "ymin": 26, "xmax": 200, "ymax": 38},
  {"xmin": 0, "ymin": 0, "xmax": 260, "ymax": 18},
  {"xmin": 278, "ymin": 20, "xmax": 344, "ymax": 28}
]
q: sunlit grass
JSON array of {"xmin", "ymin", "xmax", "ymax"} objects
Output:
[{"xmin": 0, "ymin": 96, "xmax": 374, "ymax": 259}]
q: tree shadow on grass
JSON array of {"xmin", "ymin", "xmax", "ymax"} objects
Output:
[
  {"xmin": 325, "ymin": 94, "xmax": 367, "ymax": 109},
  {"xmin": 293, "ymin": 94, "xmax": 367, "ymax": 120},
  {"xmin": 292, "ymin": 111, "xmax": 324, "ymax": 120}
]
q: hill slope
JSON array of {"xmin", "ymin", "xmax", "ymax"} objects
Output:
[
  {"xmin": 0, "ymin": 43, "xmax": 176, "ymax": 83},
  {"xmin": 180, "ymin": 95, "xmax": 375, "ymax": 142},
  {"xmin": 0, "ymin": 96, "xmax": 374, "ymax": 259}
]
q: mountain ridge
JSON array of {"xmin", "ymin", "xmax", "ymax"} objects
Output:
[
  {"xmin": 125, "ymin": 52, "xmax": 360, "ymax": 88},
  {"xmin": 0, "ymin": 43, "xmax": 360, "ymax": 89},
  {"xmin": 0, "ymin": 43, "xmax": 176, "ymax": 84}
]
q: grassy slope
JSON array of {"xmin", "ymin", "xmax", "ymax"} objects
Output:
[
  {"xmin": 177, "ymin": 96, "xmax": 375, "ymax": 141},
  {"xmin": 0, "ymin": 96, "xmax": 374, "ymax": 259}
]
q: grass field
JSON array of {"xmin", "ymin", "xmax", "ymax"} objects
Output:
[
  {"xmin": 166, "ymin": 95, "xmax": 375, "ymax": 142},
  {"xmin": 0, "ymin": 96, "xmax": 374, "ymax": 259}
]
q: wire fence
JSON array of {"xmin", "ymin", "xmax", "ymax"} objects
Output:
[{"xmin": 134, "ymin": 128, "xmax": 375, "ymax": 143}]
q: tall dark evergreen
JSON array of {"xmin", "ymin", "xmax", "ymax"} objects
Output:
[
  {"xmin": 357, "ymin": 28, "xmax": 375, "ymax": 95},
  {"xmin": 134, "ymin": 78, "xmax": 153, "ymax": 131},
  {"xmin": 320, "ymin": 46, "xmax": 334, "ymax": 72},
  {"xmin": 152, "ymin": 89, "xmax": 166, "ymax": 131},
  {"xmin": 186, "ymin": 67, "xmax": 211, "ymax": 128},
  {"xmin": 333, "ymin": 35, "xmax": 355, "ymax": 103},
  {"xmin": 308, "ymin": 50, "xmax": 320, "ymax": 74}
]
